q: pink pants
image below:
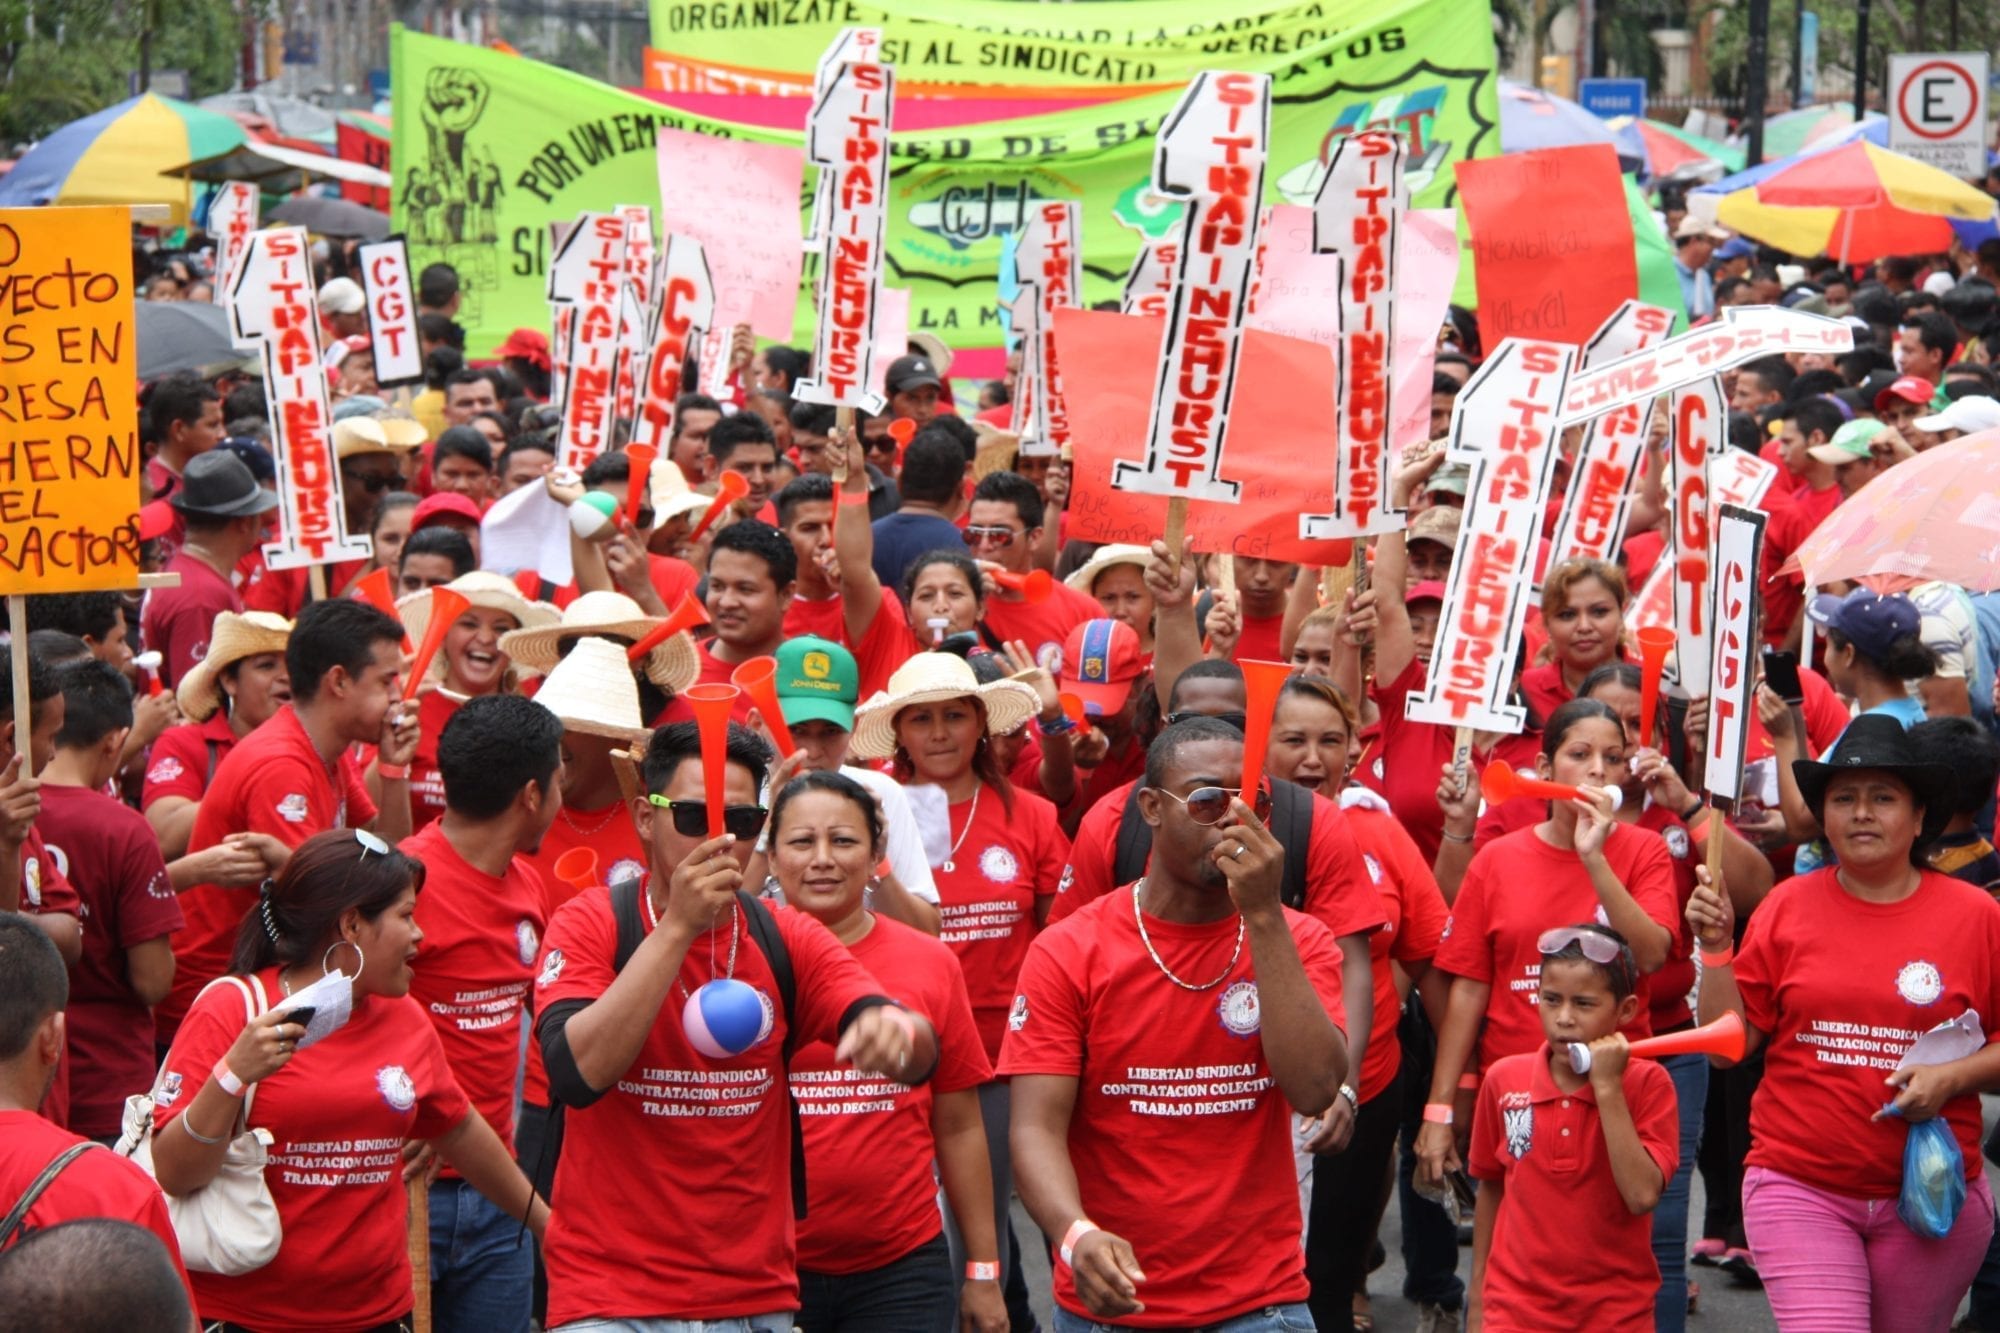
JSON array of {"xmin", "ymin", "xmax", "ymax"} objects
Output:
[{"xmin": 1744, "ymin": 1164, "xmax": 1995, "ymax": 1332}]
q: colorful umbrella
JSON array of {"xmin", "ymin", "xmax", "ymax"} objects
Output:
[
  {"xmin": 1756, "ymin": 106, "xmax": 1881, "ymax": 160},
  {"xmin": 0, "ymin": 94, "xmax": 246, "ymax": 225},
  {"xmin": 1712, "ymin": 142, "xmax": 1997, "ymax": 263},
  {"xmin": 1793, "ymin": 430, "xmax": 2000, "ymax": 590},
  {"xmin": 1498, "ymin": 81, "xmax": 1644, "ymax": 173},
  {"xmin": 1613, "ymin": 117, "xmax": 1744, "ymax": 178}
]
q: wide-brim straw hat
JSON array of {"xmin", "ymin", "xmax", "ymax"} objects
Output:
[
  {"xmin": 528, "ymin": 636, "xmax": 653, "ymax": 741},
  {"xmin": 333, "ymin": 416, "xmax": 420, "ymax": 459},
  {"xmin": 970, "ymin": 419, "xmax": 1019, "ymax": 481},
  {"xmin": 375, "ymin": 413, "xmax": 430, "ymax": 448},
  {"xmin": 649, "ymin": 455, "xmax": 719, "ymax": 532},
  {"xmin": 848, "ymin": 653, "xmax": 1039, "ymax": 761},
  {"xmin": 1792, "ymin": 713, "xmax": 1957, "ymax": 845},
  {"xmin": 1065, "ymin": 543, "xmax": 1152, "ymax": 595},
  {"xmin": 497, "ymin": 589, "xmax": 700, "ymax": 694},
  {"xmin": 176, "ymin": 611, "xmax": 293, "ymax": 722},
  {"xmin": 396, "ymin": 572, "xmax": 560, "ymax": 683}
]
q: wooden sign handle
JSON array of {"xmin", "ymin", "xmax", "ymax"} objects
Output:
[
  {"xmin": 7, "ymin": 598, "xmax": 30, "ymax": 777},
  {"xmin": 1163, "ymin": 498, "xmax": 1188, "ymax": 580},
  {"xmin": 408, "ymin": 1176, "xmax": 432, "ymax": 1332}
]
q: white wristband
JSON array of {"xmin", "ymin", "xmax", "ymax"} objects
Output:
[
  {"xmin": 1059, "ymin": 1218, "xmax": 1099, "ymax": 1268},
  {"xmin": 211, "ymin": 1058, "xmax": 245, "ymax": 1098}
]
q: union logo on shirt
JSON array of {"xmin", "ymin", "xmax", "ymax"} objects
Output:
[
  {"xmin": 609, "ymin": 858, "xmax": 645, "ymax": 886},
  {"xmin": 1009, "ymin": 994, "xmax": 1029, "ymax": 1031},
  {"xmin": 1217, "ymin": 980, "xmax": 1261, "ymax": 1037},
  {"xmin": 1363, "ymin": 853, "xmax": 1383, "ymax": 884},
  {"xmin": 1056, "ymin": 864, "xmax": 1074, "ymax": 896},
  {"xmin": 1503, "ymin": 1102, "xmax": 1534, "ymax": 1159},
  {"xmin": 23, "ymin": 856, "xmax": 40, "ymax": 908},
  {"xmin": 516, "ymin": 920, "xmax": 540, "ymax": 966},
  {"xmin": 376, "ymin": 1064, "xmax": 417, "ymax": 1112},
  {"xmin": 979, "ymin": 846, "xmax": 1019, "ymax": 884},
  {"xmin": 155, "ymin": 1071, "xmax": 184, "ymax": 1108},
  {"xmin": 538, "ymin": 949, "xmax": 565, "ymax": 988},
  {"xmin": 1664, "ymin": 826, "xmax": 1691, "ymax": 859},
  {"xmin": 276, "ymin": 793, "xmax": 310, "ymax": 824},
  {"xmin": 147, "ymin": 756, "xmax": 185, "ymax": 785},
  {"xmin": 1897, "ymin": 960, "xmax": 1944, "ymax": 1006}
]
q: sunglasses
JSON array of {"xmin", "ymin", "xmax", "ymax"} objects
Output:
[
  {"xmin": 341, "ymin": 469, "xmax": 398, "ymax": 494},
  {"xmin": 1537, "ymin": 926, "xmax": 1628, "ymax": 967},
  {"xmin": 647, "ymin": 794, "xmax": 769, "ymax": 840},
  {"xmin": 964, "ymin": 525, "xmax": 1021, "ymax": 548},
  {"xmin": 1165, "ymin": 711, "xmax": 1248, "ymax": 733},
  {"xmin": 1154, "ymin": 782, "xmax": 1273, "ymax": 827}
]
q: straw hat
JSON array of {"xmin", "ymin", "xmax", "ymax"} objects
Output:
[
  {"xmin": 397, "ymin": 572, "xmax": 560, "ymax": 682},
  {"xmin": 528, "ymin": 636, "xmax": 653, "ymax": 741},
  {"xmin": 333, "ymin": 416, "xmax": 422, "ymax": 460},
  {"xmin": 1064, "ymin": 544, "xmax": 1152, "ymax": 595},
  {"xmin": 176, "ymin": 611, "xmax": 293, "ymax": 722},
  {"xmin": 375, "ymin": 413, "xmax": 430, "ymax": 449},
  {"xmin": 848, "ymin": 653, "xmax": 1039, "ymax": 761},
  {"xmin": 497, "ymin": 590, "xmax": 700, "ymax": 694},
  {"xmin": 970, "ymin": 419, "xmax": 1019, "ymax": 481},
  {"xmin": 648, "ymin": 456, "xmax": 714, "ymax": 528}
]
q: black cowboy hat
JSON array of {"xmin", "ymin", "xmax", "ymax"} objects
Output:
[{"xmin": 1791, "ymin": 713, "xmax": 1957, "ymax": 844}]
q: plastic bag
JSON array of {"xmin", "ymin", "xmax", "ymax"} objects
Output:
[{"xmin": 1898, "ymin": 1116, "xmax": 1967, "ymax": 1240}]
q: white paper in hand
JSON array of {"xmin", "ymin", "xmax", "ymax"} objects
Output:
[{"xmin": 902, "ymin": 783, "xmax": 953, "ymax": 867}]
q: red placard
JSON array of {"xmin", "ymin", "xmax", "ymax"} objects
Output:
[
  {"xmin": 335, "ymin": 122, "xmax": 391, "ymax": 211},
  {"xmin": 227, "ymin": 226, "xmax": 370, "ymax": 571},
  {"xmin": 1456, "ymin": 144, "xmax": 1636, "ymax": 349},
  {"xmin": 1057, "ymin": 307, "xmax": 1352, "ymax": 566}
]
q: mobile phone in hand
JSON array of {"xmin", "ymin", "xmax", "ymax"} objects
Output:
[
  {"xmin": 1761, "ymin": 649, "xmax": 1804, "ymax": 706},
  {"xmin": 281, "ymin": 1006, "xmax": 318, "ymax": 1030}
]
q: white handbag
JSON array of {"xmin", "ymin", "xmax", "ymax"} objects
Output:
[{"xmin": 116, "ymin": 974, "xmax": 284, "ymax": 1275}]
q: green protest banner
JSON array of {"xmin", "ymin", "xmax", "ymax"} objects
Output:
[{"xmin": 391, "ymin": 6, "xmax": 1496, "ymax": 361}]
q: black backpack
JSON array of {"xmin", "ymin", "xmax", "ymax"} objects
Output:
[{"xmin": 1112, "ymin": 777, "xmax": 1317, "ymax": 909}]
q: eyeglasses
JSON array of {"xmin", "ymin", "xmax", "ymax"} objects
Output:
[
  {"xmin": 647, "ymin": 794, "xmax": 769, "ymax": 840},
  {"xmin": 1537, "ymin": 926, "xmax": 1628, "ymax": 966},
  {"xmin": 1153, "ymin": 783, "xmax": 1273, "ymax": 827},
  {"xmin": 342, "ymin": 469, "xmax": 397, "ymax": 494},
  {"xmin": 964, "ymin": 525, "xmax": 1021, "ymax": 548},
  {"xmin": 1165, "ymin": 711, "xmax": 1248, "ymax": 733}
]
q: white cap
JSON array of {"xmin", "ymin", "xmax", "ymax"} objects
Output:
[
  {"xmin": 1923, "ymin": 271, "xmax": 1958, "ymax": 297},
  {"xmin": 318, "ymin": 276, "xmax": 365, "ymax": 315},
  {"xmin": 1913, "ymin": 395, "xmax": 2000, "ymax": 436}
]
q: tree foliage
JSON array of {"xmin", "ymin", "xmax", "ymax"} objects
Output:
[{"xmin": 0, "ymin": 0, "xmax": 247, "ymax": 148}]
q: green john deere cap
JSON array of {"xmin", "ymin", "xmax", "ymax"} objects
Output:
[{"xmin": 774, "ymin": 635, "xmax": 860, "ymax": 731}]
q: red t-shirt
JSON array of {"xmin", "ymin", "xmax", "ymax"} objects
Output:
[
  {"xmin": 551, "ymin": 554, "xmax": 701, "ymax": 614},
  {"xmin": 165, "ymin": 706, "xmax": 378, "ymax": 1037},
  {"xmin": 1468, "ymin": 1048, "xmax": 1679, "ymax": 1332},
  {"xmin": 142, "ymin": 552, "xmax": 243, "ymax": 689},
  {"xmin": 1360, "ymin": 658, "xmax": 1543, "ymax": 861},
  {"xmin": 402, "ymin": 823, "xmax": 546, "ymax": 1153},
  {"xmin": 240, "ymin": 558, "xmax": 370, "ymax": 619},
  {"xmin": 1735, "ymin": 869, "xmax": 2000, "ymax": 1197},
  {"xmin": 982, "ymin": 579, "xmax": 1099, "ymax": 670},
  {"xmin": 142, "ymin": 713, "xmax": 237, "ymax": 810},
  {"xmin": 1345, "ymin": 803, "xmax": 1450, "ymax": 1101},
  {"xmin": 1760, "ymin": 483, "xmax": 1843, "ymax": 645},
  {"xmin": 782, "ymin": 587, "xmax": 921, "ymax": 701},
  {"xmin": 20, "ymin": 827, "xmax": 79, "ymax": 1127},
  {"xmin": 999, "ymin": 885, "xmax": 1346, "ymax": 1328},
  {"xmin": 516, "ymin": 801, "xmax": 649, "ymax": 1107},
  {"xmin": 1009, "ymin": 731, "xmax": 1147, "ymax": 823},
  {"xmin": 1050, "ymin": 782, "xmax": 1387, "ymax": 949},
  {"xmin": 534, "ymin": 888, "xmax": 887, "ymax": 1323},
  {"xmin": 792, "ymin": 913, "xmax": 992, "ymax": 1274},
  {"xmin": 1434, "ymin": 823, "xmax": 1679, "ymax": 1073},
  {"xmin": 1743, "ymin": 662, "xmax": 1848, "ymax": 765},
  {"xmin": 0, "ymin": 1110, "xmax": 191, "ymax": 1298},
  {"xmin": 931, "ymin": 784, "xmax": 1070, "ymax": 1060},
  {"xmin": 157, "ymin": 971, "xmax": 470, "ymax": 1331},
  {"xmin": 406, "ymin": 689, "xmax": 462, "ymax": 834},
  {"xmin": 693, "ymin": 641, "xmax": 768, "ymax": 725},
  {"xmin": 1231, "ymin": 609, "xmax": 1287, "ymax": 664},
  {"xmin": 37, "ymin": 785, "xmax": 182, "ymax": 1138}
]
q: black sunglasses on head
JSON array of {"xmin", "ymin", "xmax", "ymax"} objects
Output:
[{"xmin": 648, "ymin": 795, "xmax": 769, "ymax": 840}]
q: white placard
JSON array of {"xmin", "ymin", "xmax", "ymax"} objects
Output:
[
  {"xmin": 209, "ymin": 182, "xmax": 259, "ymax": 308},
  {"xmin": 547, "ymin": 212, "xmax": 628, "ymax": 473},
  {"xmin": 629, "ymin": 233, "xmax": 716, "ymax": 456},
  {"xmin": 793, "ymin": 58, "xmax": 894, "ymax": 412},
  {"xmin": 1558, "ymin": 306, "xmax": 1852, "ymax": 427},
  {"xmin": 1666, "ymin": 377, "xmax": 1726, "ymax": 693},
  {"xmin": 1405, "ymin": 338, "xmax": 1577, "ymax": 734},
  {"xmin": 1545, "ymin": 301, "xmax": 1678, "ymax": 570},
  {"xmin": 354, "ymin": 236, "xmax": 422, "ymax": 387},
  {"xmin": 1704, "ymin": 504, "xmax": 1769, "ymax": 803},
  {"xmin": 1012, "ymin": 201, "xmax": 1082, "ymax": 459},
  {"xmin": 1111, "ymin": 70, "xmax": 1271, "ymax": 504}
]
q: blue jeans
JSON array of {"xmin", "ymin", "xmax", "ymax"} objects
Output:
[
  {"xmin": 553, "ymin": 1318, "xmax": 791, "ymax": 1332},
  {"xmin": 798, "ymin": 1232, "xmax": 954, "ymax": 1332},
  {"xmin": 1652, "ymin": 1051, "xmax": 1708, "ymax": 1333},
  {"xmin": 1053, "ymin": 1302, "xmax": 1315, "ymax": 1332},
  {"xmin": 428, "ymin": 1176, "xmax": 534, "ymax": 1333}
]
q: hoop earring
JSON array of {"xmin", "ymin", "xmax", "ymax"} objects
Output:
[{"xmin": 323, "ymin": 938, "xmax": 365, "ymax": 979}]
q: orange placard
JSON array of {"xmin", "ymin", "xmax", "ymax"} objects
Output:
[{"xmin": 0, "ymin": 206, "xmax": 140, "ymax": 594}]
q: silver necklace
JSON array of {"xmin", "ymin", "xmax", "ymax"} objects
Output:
[
  {"xmin": 1130, "ymin": 877, "xmax": 1243, "ymax": 992},
  {"xmin": 644, "ymin": 886, "xmax": 740, "ymax": 1000},
  {"xmin": 941, "ymin": 784, "xmax": 981, "ymax": 874}
]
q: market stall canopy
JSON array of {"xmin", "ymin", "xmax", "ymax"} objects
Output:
[
  {"xmin": 0, "ymin": 93, "xmax": 246, "ymax": 225},
  {"xmin": 173, "ymin": 139, "xmax": 391, "ymax": 195}
]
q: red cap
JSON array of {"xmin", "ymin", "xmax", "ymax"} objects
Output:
[
  {"xmin": 411, "ymin": 491, "xmax": 483, "ymax": 532},
  {"xmin": 1059, "ymin": 618, "xmax": 1146, "ymax": 715},
  {"xmin": 493, "ymin": 327, "xmax": 552, "ymax": 373},
  {"xmin": 138, "ymin": 499, "xmax": 177, "ymax": 542},
  {"xmin": 1405, "ymin": 580, "xmax": 1446, "ymax": 605},
  {"xmin": 1874, "ymin": 375, "xmax": 1935, "ymax": 411}
]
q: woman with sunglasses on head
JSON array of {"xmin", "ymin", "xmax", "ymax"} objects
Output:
[
  {"xmin": 391, "ymin": 573, "xmax": 559, "ymax": 833},
  {"xmin": 1414, "ymin": 698, "xmax": 1681, "ymax": 1198},
  {"xmin": 1264, "ymin": 674, "xmax": 1452, "ymax": 1333},
  {"xmin": 850, "ymin": 654, "xmax": 1066, "ymax": 1325},
  {"xmin": 1688, "ymin": 715, "xmax": 2000, "ymax": 1332},
  {"xmin": 768, "ymin": 771, "xmax": 1007, "ymax": 1333},
  {"xmin": 149, "ymin": 828, "xmax": 547, "ymax": 1332}
]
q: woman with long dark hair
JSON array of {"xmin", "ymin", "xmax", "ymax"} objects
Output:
[{"xmin": 149, "ymin": 828, "xmax": 545, "ymax": 1331}]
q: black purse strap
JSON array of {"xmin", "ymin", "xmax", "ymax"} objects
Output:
[{"xmin": 0, "ymin": 1142, "xmax": 97, "ymax": 1249}]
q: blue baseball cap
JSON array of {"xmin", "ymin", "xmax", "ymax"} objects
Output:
[{"xmin": 1808, "ymin": 589, "xmax": 1920, "ymax": 661}]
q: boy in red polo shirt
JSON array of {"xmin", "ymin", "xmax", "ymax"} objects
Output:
[{"xmin": 1468, "ymin": 924, "xmax": 1678, "ymax": 1333}]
